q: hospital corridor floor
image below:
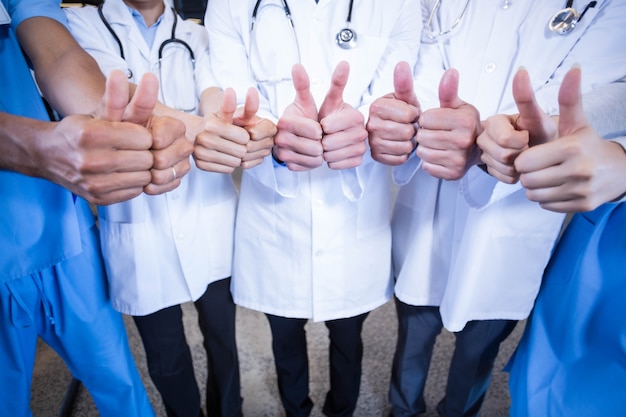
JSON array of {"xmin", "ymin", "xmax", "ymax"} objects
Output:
[{"xmin": 31, "ymin": 299, "xmax": 523, "ymax": 416}]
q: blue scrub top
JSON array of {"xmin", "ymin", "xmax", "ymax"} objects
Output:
[
  {"xmin": 508, "ymin": 203, "xmax": 626, "ymax": 416},
  {"xmin": 0, "ymin": 0, "xmax": 88, "ymax": 282}
]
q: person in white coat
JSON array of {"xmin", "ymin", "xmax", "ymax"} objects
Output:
[
  {"xmin": 205, "ymin": 0, "xmax": 421, "ymax": 415},
  {"xmin": 64, "ymin": 1, "xmax": 276, "ymax": 416},
  {"xmin": 366, "ymin": 1, "xmax": 626, "ymax": 416}
]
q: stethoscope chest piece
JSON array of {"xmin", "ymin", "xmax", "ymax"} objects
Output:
[
  {"xmin": 548, "ymin": 7, "xmax": 579, "ymax": 35},
  {"xmin": 336, "ymin": 27, "xmax": 357, "ymax": 49}
]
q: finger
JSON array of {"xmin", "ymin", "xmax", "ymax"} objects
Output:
[
  {"xmin": 218, "ymin": 88, "xmax": 237, "ymax": 124},
  {"xmin": 149, "ymin": 156, "xmax": 191, "ymax": 188},
  {"xmin": 246, "ymin": 118, "xmax": 278, "ymax": 142},
  {"xmin": 245, "ymin": 135, "xmax": 274, "ymax": 154},
  {"xmin": 512, "ymin": 68, "xmax": 545, "ymax": 130},
  {"xmin": 150, "ymin": 116, "xmax": 187, "ymax": 151},
  {"xmin": 292, "ymin": 63, "xmax": 318, "ymax": 119},
  {"xmin": 438, "ymin": 68, "xmax": 464, "ymax": 109},
  {"xmin": 123, "ymin": 72, "xmax": 159, "ymax": 125},
  {"xmin": 515, "ymin": 140, "xmax": 567, "ymax": 174},
  {"xmin": 558, "ymin": 65, "xmax": 587, "ymax": 136},
  {"xmin": 93, "ymin": 70, "xmax": 129, "ymax": 122},
  {"xmin": 320, "ymin": 61, "xmax": 349, "ymax": 116},
  {"xmin": 393, "ymin": 61, "xmax": 420, "ymax": 109}
]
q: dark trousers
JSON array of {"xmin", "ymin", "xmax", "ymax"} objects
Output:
[
  {"xmin": 266, "ymin": 312, "xmax": 369, "ymax": 417},
  {"xmin": 389, "ymin": 299, "xmax": 517, "ymax": 417},
  {"xmin": 133, "ymin": 278, "xmax": 242, "ymax": 417}
]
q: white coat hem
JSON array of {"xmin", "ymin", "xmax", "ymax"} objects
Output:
[
  {"xmin": 233, "ymin": 294, "xmax": 392, "ymax": 323},
  {"xmin": 111, "ymin": 273, "xmax": 230, "ymax": 316}
]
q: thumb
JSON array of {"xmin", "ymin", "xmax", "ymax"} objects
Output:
[
  {"xmin": 93, "ymin": 69, "xmax": 130, "ymax": 122},
  {"xmin": 238, "ymin": 87, "xmax": 260, "ymax": 125},
  {"xmin": 319, "ymin": 60, "xmax": 349, "ymax": 117},
  {"xmin": 393, "ymin": 61, "xmax": 420, "ymax": 108},
  {"xmin": 438, "ymin": 68, "xmax": 464, "ymax": 109},
  {"xmin": 512, "ymin": 68, "xmax": 545, "ymax": 130},
  {"xmin": 123, "ymin": 72, "xmax": 159, "ymax": 125},
  {"xmin": 558, "ymin": 65, "xmax": 587, "ymax": 136},
  {"xmin": 218, "ymin": 88, "xmax": 237, "ymax": 124},
  {"xmin": 291, "ymin": 63, "xmax": 318, "ymax": 119}
]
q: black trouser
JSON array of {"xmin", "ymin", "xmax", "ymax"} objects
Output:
[
  {"xmin": 266, "ymin": 312, "xmax": 369, "ymax": 417},
  {"xmin": 133, "ymin": 278, "xmax": 242, "ymax": 417},
  {"xmin": 389, "ymin": 300, "xmax": 517, "ymax": 417}
]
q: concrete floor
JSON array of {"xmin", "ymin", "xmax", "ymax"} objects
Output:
[{"xmin": 30, "ymin": 299, "xmax": 524, "ymax": 416}]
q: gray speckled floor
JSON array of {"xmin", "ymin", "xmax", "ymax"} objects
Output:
[{"xmin": 30, "ymin": 300, "xmax": 523, "ymax": 416}]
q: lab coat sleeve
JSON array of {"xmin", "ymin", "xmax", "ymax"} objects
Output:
[
  {"xmin": 462, "ymin": 0, "xmax": 626, "ymax": 209},
  {"xmin": 338, "ymin": 0, "xmax": 424, "ymax": 202},
  {"xmin": 354, "ymin": 0, "xmax": 423, "ymax": 195},
  {"xmin": 359, "ymin": 0, "xmax": 423, "ymax": 105},
  {"xmin": 188, "ymin": 21, "xmax": 216, "ymax": 97}
]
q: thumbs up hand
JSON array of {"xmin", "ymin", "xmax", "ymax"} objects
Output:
[
  {"xmin": 273, "ymin": 64, "xmax": 324, "ymax": 171},
  {"xmin": 47, "ymin": 70, "xmax": 187, "ymax": 205},
  {"xmin": 233, "ymin": 88, "xmax": 277, "ymax": 170},
  {"xmin": 417, "ymin": 68, "xmax": 482, "ymax": 180},
  {"xmin": 367, "ymin": 61, "xmax": 421, "ymax": 166},
  {"xmin": 514, "ymin": 66, "xmax": 626, "ymax": 212},
  {"xmin": 194, "ymin": 88, "xmax": 253, "ymax": 174},
  {"xmin": 319, "ymin": 61, "xmax": 367, "ymax": 170},
  {"xmin": 139, "ymin": 76, "xmax": 192, "ymax": 195},
  {"xmin": 478, "ymin": 68, "xmax": 557, "ymax": 184}
]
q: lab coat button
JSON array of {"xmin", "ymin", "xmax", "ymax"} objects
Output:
[
  {"xmin": 315, "ymin": 250, "xmax": 324, "ymax": 257},
  {"xmin": 311, "ymin": 77, "xmax": 322, "ymax": 87},
  {"xmin": 315, "ymin": 199, "xmax": 324, "ymax": 206},
  {"xmin": 176, "ymin": 233, "xmax": 185, "ymax": 240},
  {"xmin": 485, "ymin": 62, "xmax": 496, "ymax": 73}
]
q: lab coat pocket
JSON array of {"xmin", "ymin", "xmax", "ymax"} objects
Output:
[{"xmin": 97, "ymin": 217, "xmax": 161, "ymax": 315}]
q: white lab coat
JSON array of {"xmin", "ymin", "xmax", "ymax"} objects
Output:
[
  {"xmin": 205, "ymin": 0, "xmax": 422, "ymax": 322},
  {"xmin": 393, "ymin": 0, "xmax": 626, "ymax": 332},
  {"xmin": 65, "ymin": 1, "xmax": 238, "ymax": 316}
]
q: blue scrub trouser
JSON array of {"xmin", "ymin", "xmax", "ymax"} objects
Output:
[
  {"xmin": 0, "ymin": 224, "xmax": 154, "ymax": 417},
  {"xmin": 266, "ymin": 312, "xmax": 369, "ymax": 417},
  {"xmin": 133, "ymin": 277, "xmax": 243, "ymax": 417},
  {"xmin": 389, "ymin": 300, "xmax": 516, "ymax": 417}
]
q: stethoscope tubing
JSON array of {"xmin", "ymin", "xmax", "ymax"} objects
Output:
[{"xmin": 97, "ymin": 3, "xmax": 196, "ymax": 79}]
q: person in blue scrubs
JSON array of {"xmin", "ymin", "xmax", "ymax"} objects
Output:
[
  {"xmin": 0, "ymin": 0, "xmax": 191, "ymax": 415},
  {"xmin": 481, "ymin": 67, "xmax": 626, "ymax": 416}
]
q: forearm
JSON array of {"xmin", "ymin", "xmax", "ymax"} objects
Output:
[
  {"xmin": 17, "ymin": 17, "xmax": 106, "ymax": 116},
  {"xmin": 583, "ymin": 81, "xmax": 626, "ymax": 139},
  {"xmin": 0, "ymin": 112, "xmax": 55, "ymax": 178}
]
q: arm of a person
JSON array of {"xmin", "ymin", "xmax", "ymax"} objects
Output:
[
  {"xmin": 11, "ymin": 17, "xmax": 189, "ymax": 203},
  {"xmin": 17, "ymin": 16, "xmax": 106, "ymax": 116}
]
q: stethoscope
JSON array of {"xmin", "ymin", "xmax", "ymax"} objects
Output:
[
  {"xmin": 97, "ymin": 4, "xmax": 195, "ymax": 80},
  {"xmin": 423, "ymin": 0, "xmax": 598, "ymax": 42},
  {"xmin": 251, "ymin": 0, "xmax": 357, "ymax": 50},
  {"xmin": 548, "ymin": 0, "xmax": 597, "ymax": 35}
]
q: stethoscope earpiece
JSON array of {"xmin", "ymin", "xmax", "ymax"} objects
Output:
[
  {"xmin": 548, "ymin": 7, "xmax": 579, "ymax": 35},
  {"xmin": 335, "ymin": 27, "xmax": 357, "ymax": 49}
]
